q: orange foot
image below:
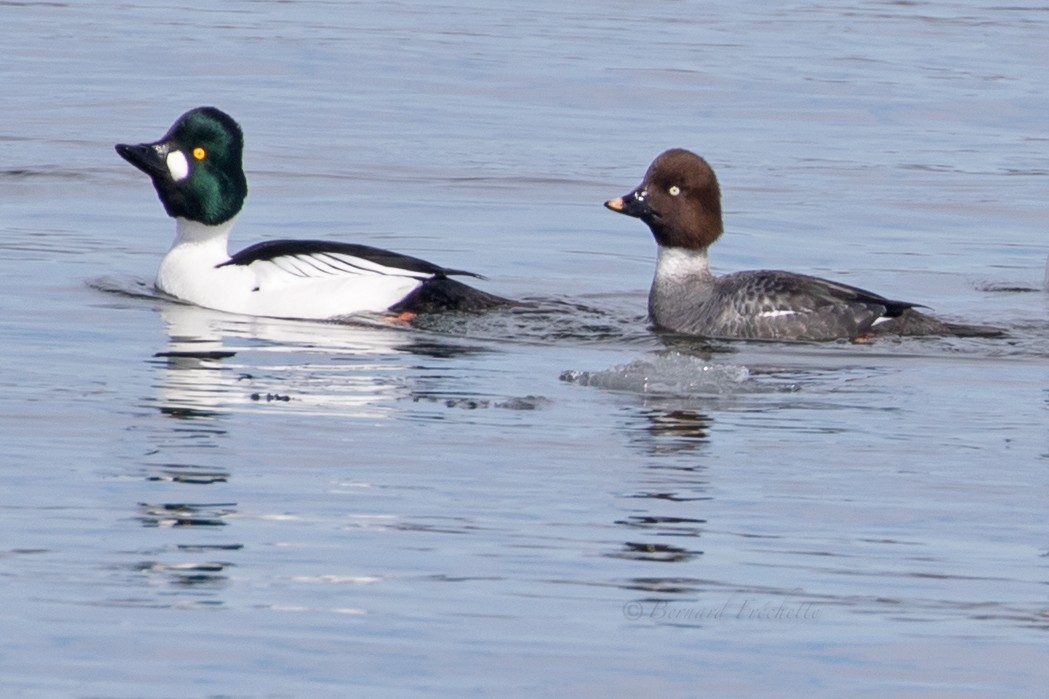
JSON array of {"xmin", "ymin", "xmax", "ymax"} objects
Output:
[
  {"xmin": 852, "ymin": 332, "xmax": 876, "ymax": 344},
  {"xmin": 385, "ymin": 310, "xmax": 417, "ymax": 324}
]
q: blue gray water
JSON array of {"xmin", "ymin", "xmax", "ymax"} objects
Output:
[{"xmin": 2, "ymin": 1, "xmax": 1048, "ymax": 697}]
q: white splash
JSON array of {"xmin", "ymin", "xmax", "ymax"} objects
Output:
[{"xmin": 561, "ymin": 351, "xmax": 751, "ymax": 395}]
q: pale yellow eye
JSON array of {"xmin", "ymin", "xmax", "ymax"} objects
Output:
[
  {"xmin": 192, "ymin": 147, "xmax": 207, "ymax": 160},
  {"xmin": 668, "ymin": 185, "xmax": 681, "ymax": 196}
]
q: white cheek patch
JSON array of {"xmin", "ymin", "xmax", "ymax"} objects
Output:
[
  {"xmin": 758, "ymin": 309, "xmax": 798, "ymax": 319},
  {"xmin": 165, "ymin": 150, "xmax": 190, "ymax": 181}
]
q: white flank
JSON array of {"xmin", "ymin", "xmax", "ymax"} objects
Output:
[{"xmin": 156, "ymin": 217, "xmax": 428, "ymax": 319}]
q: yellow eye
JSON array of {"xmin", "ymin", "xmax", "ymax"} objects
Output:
[
  {"xmin": 192, "ymin": 147, "xmax": 206, "ymax": 160},
  {"xmin": 668, "ymin": 185, "xmax": 681, "ymax": 196}
]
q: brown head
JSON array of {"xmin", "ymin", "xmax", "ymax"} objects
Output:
[{"xmin": 604, "ymin": 148, "xmax": 723, "ymax": 250}]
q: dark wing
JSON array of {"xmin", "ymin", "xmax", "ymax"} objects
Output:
[
  {"xmin": 713, "ymin": 270, "xmax": 922, "ymax": 340},
  {"xmin": 782, "ymin": 272, "xmax": 919, "ymax": 317},
  {"xmin": 219, "ymin": 239, "xmax": 485, "ymax": 280},
  {"xmin": 723, "ymin": 270, "xmax": 917, "ymax": 313}
]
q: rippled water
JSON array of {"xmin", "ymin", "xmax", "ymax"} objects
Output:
[{"xmin": 2, "ymin": 1, "xmax": 1048, "ymax": 697}]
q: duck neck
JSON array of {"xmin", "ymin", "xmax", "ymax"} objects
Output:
[
  {"xmin": 156, "ymin": 217, "xmax": 238, "ymax": 299},
  {"xmin": 649, "ymin": 245, "xmax": 715, "ymax": 324},
  {"xmin": 168, "ymin": 216, "xmax": 235, "ymax": 263}
]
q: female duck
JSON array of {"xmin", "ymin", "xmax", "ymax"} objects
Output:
[{"xmin": 605, "ymin": 148, "xmax": 1000, "ymax": 341}]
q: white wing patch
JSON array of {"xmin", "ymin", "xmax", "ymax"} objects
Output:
[
  {"xmin": 250, "ymin": 251, "xmax": 436, "ymax": 288},
  {"xmin": 757, "ymin": 309, "xmax": 798, "ymax": 319}
]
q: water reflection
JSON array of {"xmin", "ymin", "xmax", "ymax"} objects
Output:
[
  {"xmin": 143, "ymin": 464, "xmax": 230, "ymax": 485},
  {"xmin": 610, "ymin": 541, "xmax": 703, "ymax": 564},
  {"xmin": 130, "ymin": 303, "xmax": 443, "ymax": 608},
  {"xmin": 149, "ymin": 304, "xmax": 419, "ymax": 419},
  {"xmin": 134, "ymin": 560, "xmax": 233, "ymax": 587},
  {"xmin": 605, "ymin": 403, "xmax": 715, "ymax": 569},
  {"xmin": 616, "ymin": 514, "xmax": 707, "ymax": 535},
  {"xmin": 634, "ymin": 407, "xmax": 711, "ymax": 455},
  {"xmin": 129, "ymin": 301, "xmax": 533, "ymax": 607},
  {"xmin": 136, "ymin": 502, "xmax": 237, "ymax": 528}
]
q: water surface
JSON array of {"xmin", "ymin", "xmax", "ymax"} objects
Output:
[{"xmin": 2, "ymin": 1, "xmax": 1048, "ymax": 697}]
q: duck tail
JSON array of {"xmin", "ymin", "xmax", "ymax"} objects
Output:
[{"xmin": 389, "ymin": 278, "xmax": 514, "ymax": 315}]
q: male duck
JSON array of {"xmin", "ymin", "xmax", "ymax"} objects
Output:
[{"xmin": 116, "ymin": 107, "xmax": 509, "ymax": 320}]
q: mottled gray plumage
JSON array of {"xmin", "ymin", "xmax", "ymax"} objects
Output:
[{"xmin": 606, "ymin": 149, "xmax": 1002, "ymax": 341}]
